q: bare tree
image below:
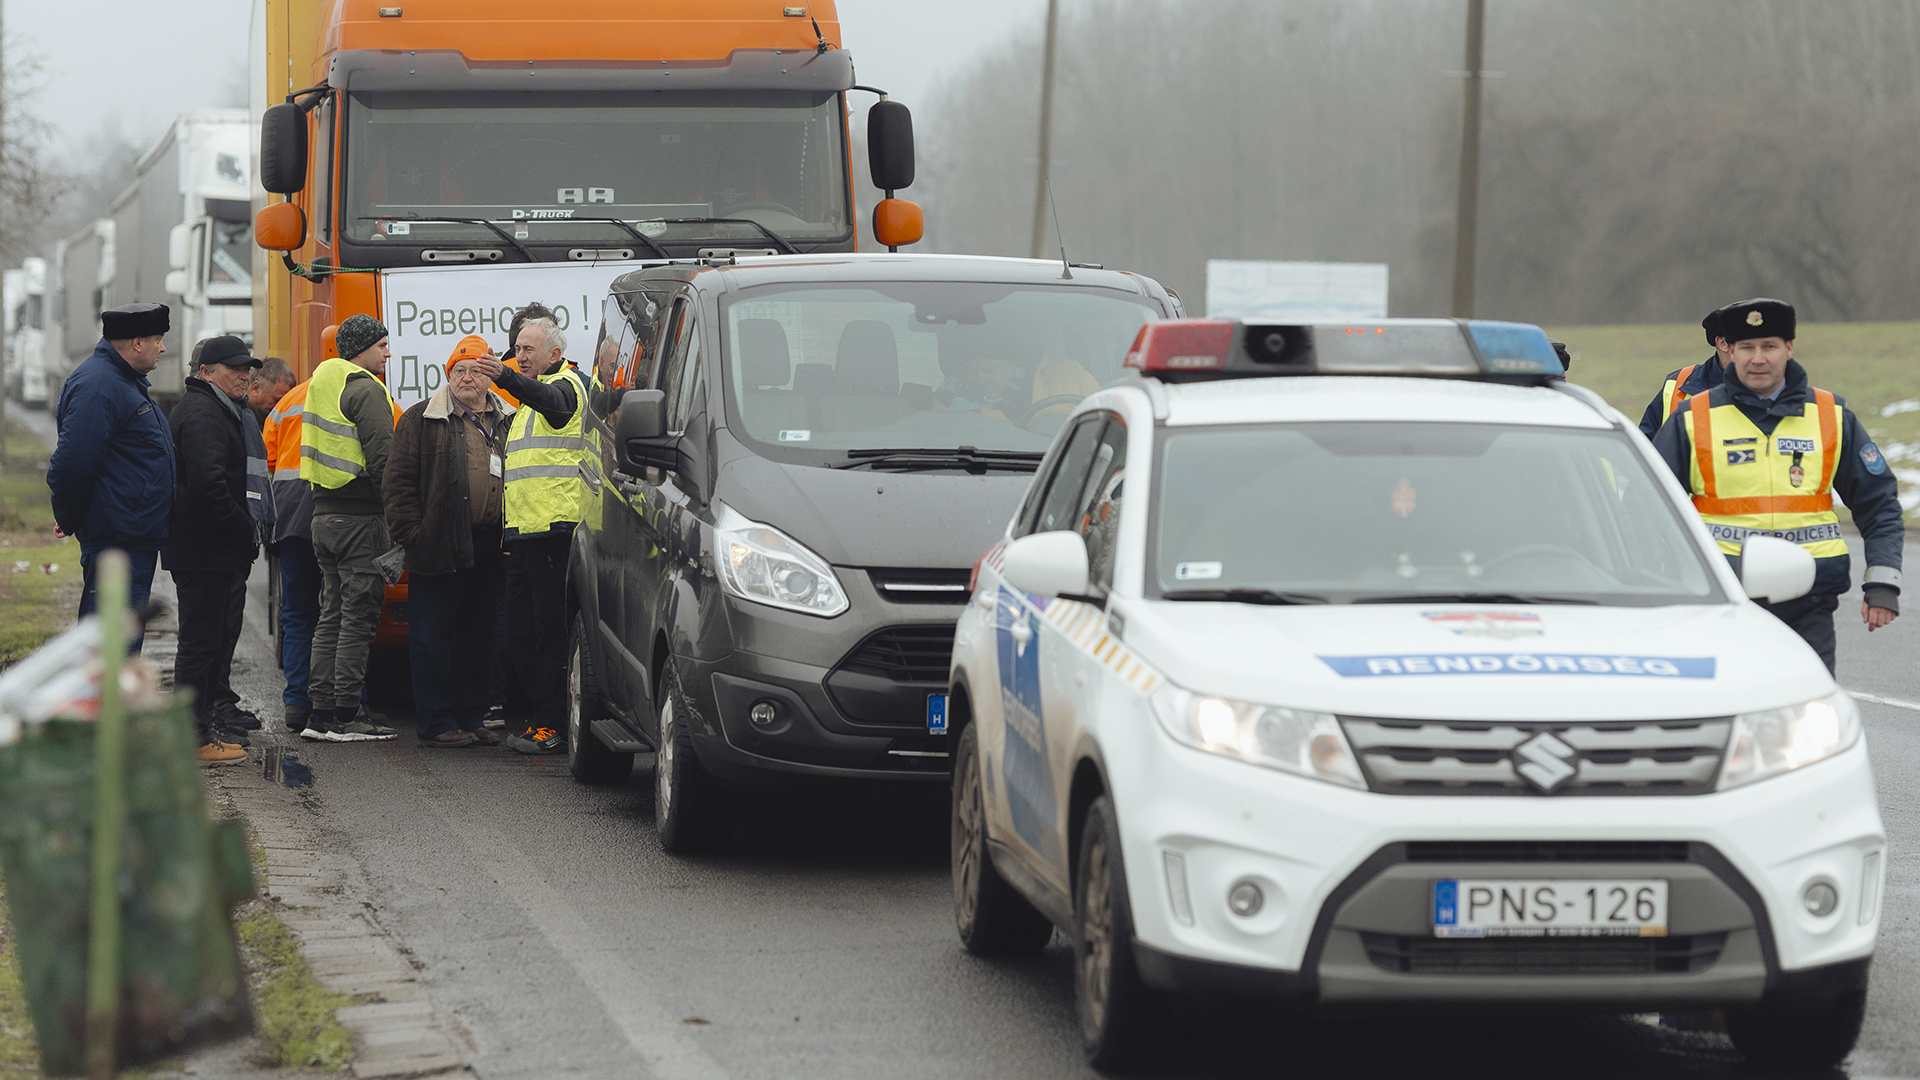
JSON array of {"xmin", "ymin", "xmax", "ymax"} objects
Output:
[{"xmin": 0, "ymin": 38, "xmax": 71, "ymax": 267}]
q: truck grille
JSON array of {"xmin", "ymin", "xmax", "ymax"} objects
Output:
[
  {"xmin": 1360, "ymin": 932, "xmax": 1728, "ymax": 976},
  {"xmin": 1340, "ymin": 716, "xmax": 1731, "ymax": 796},
  {"xmin": 833, "ymin": 625, "xmax": 956, "ymax": 685}
]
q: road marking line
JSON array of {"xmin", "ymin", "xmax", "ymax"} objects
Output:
[
  {"xmin": 393, "ymin": 767, "xmax": 730, "ymax": 1080},
  {"xmin": 1849, "ymin": 690, "xmax": 1920, "ymax": 712}
]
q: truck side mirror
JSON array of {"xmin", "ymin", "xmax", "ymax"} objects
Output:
[
  {"xmin": 255, "ymin": 203, "xmax": 306, "ymax": 252},
  {"xmin": 168, "ymin": 224, "xmax": 192, "ymax": 271},
  {"xmin": 872, "ymin": 199, "xmax": 923, "ymax": 251},
  {"xmin": 614, "ymin": 389, "xmax": 676, "ymax": 474},
  {"xmin": 1740, "ymin": 534, "xmax": 1815, "ymax": 603},
  {"xmin": 260, "ymin": 103, "xmax": 308, "ymax": 195},
  {"xmin": 866, "ymin": 100, "xmax": 915, "ymax": 193}
]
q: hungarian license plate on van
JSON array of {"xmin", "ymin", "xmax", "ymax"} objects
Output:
[{"xmin": 1432, "ymin": 879, "xmax": 1668, "ymax": 937}]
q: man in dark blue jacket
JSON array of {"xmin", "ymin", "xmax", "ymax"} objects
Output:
[{"xmin": 47, "ymin": 303, "xmax": 175, "ymax": 650}]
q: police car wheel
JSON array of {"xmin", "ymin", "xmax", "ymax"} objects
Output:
[
  {"xmin": 1075, "ymin": 795, "xmax": 1168, "ymax": 1070},
  {"xmin": 567, "ymin": 613, "xmax": 633, "ymax": 785},
  {"xmin": 1725, "ymin": 989, "xmax": 1867, "ymax": 1071},
  {"xmin": 654, "ymin": 668, "xmax": 732, "ymax": 855},
  {"xmin": 951, "ymin": 724, "xmax": 1053, "ymax": 956}
]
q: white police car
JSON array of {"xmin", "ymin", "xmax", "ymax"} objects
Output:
[{"xmin": 945, "ymin": 318, "xmax": 1884, "ymax": 1072}]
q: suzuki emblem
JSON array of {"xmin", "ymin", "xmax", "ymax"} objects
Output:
[{"xmin": 1514, "ymin": 730, "xmax": 1577, "ymax": 793}]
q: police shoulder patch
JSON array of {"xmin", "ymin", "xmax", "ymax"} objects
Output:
[{"xmin": 1860, "ymin": 442, "xmax": 1888, "ymax": 475}]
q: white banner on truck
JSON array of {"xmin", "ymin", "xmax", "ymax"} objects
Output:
[
  {"xmin": 378, "ymin": 261, "xmax": 645, "ymax": 409},
  {"xmin": 1204, "ymin": 260, "xmax": 1389, "ymax": 321}
]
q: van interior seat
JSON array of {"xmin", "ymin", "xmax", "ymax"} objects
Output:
[
  {"xmin": 834, "ymin": 321, "xmax": 901, "ymax": 393},
  {"xmin": 734, "ymin": 318, "xmax": 808, "ymax": 435}
]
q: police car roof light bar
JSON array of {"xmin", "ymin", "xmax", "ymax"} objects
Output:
[{"xmin": 1121, "ymin": 318, "xmax": 1565, "ymax": 384}]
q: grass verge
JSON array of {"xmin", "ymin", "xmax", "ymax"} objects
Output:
[
  {"xmin": 234, "ymin": 903, "xmax": 357, "ymax": 1072},
  {"xmin": 0, "ymin": 877, "xmax": 38, "ymax": 1080},
  {"xmin": 0, "ymin": 417, "xmax": 80, "ymax": 668}
]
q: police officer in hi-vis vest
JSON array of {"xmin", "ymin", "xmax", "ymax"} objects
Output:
[
  {"xmin": 1638, "ymin": 305, "xmax": 1736, "ymax": 438},
  {"xmin": 1651, "ymin": 298, "xmax": 1902, "ymax": 672},
  {"xmin": 473, "ymin": 315, "xmax": 590, "ymax": 755}
]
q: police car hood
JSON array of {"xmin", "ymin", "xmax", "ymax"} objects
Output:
[
  {"xmin": 1123, "ymin": 601, "xmax": 1835, "ymax": 720},
  {"xmin": 718, "ymin": 455, "xmax": 1032, "ymax": 567}
]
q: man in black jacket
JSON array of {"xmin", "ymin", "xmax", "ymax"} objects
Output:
[{"xmin": 164, "ymin": 337, "xmax": 263, "ymax": 765}]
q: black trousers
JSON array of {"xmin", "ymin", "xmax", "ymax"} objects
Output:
[
  {"xmin": 173, "ymin": 567, "xmax": 250, "ymax": 744},
  {"xmin": 408, "ymin": 532, "xmax": 504, "ymax": 738},
  {"xmin": 209, "ymin": 570, "xmax": 248, "ymax": 716},
  {"xmin": 505, "ymin": 534, "xmax": 570, "ymax": 732},
  {"xmin": 1759, "ymin": 592, "xmax": 1840, "ymax": 675}
]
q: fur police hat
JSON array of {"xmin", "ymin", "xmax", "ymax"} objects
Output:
[
  {"xmin": 1701, "ymin": 307, "xmax": 1725, "ymax": 346},
  {"xmin": 1719, "ymin": 298, "xmax": 1795, "ymax": 344},
  {"xmin": 101, "ymin": 303, "xmax": 169, "ymax": 339}
]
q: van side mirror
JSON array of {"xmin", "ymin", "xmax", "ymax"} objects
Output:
[
  {"xmin": 866, "ymin": 100, "xmax": 915, "ymax": 194},
  {"xmin": 1740, "ymin": 534, "xmax": 1815, "ymax": 603},
  {"xmin": 614, "ymin": 389, "xmax": 676, "ymax": 473},
  {"xmin": 1001, "ymin": 531, "xmax": 1090, "ymax": 599},
  {"xmin": 260, "ymin": 103, "xmax": 308, "ymax": 195}
]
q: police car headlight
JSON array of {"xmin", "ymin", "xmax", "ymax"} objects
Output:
[
  {"xmin": 1149, "ymin": 685, "xmax": 1364, "ymax": 789},
  {"xmin": 1718, "ymin": 690, "xmax": 1861, "ymax": 790},
  {"xmin": 713, "ymin": 512, "xmax": 848, "ymax": 618}
]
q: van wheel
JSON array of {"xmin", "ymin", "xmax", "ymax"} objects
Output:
[
  {"xmin": 568, "ymin": 613, "xmax": 633, "ymax": 784},
  {"xmin": 952, "ymin": 723, "xmax": 1053, "ymax": 955},
  {"xmin": 654, "ymin": 667, "xmax": 732, "ymax": 854},
  {"xmin": 1726, "ymin": 989, "xmax": 1867, "ymax": 1072},
  {"xmin": 1076, "ymin": 796, "xmax": 1169, "ymax": 1072}
]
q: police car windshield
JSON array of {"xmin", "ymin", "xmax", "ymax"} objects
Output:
[
  {"xmin": 342, "ymin": 90, "xmax": 849, "ymax": 247},
  {"xmin": 721, "ymin": 283, "xmax": 1157, "ymax": 458},
  {"xmin": 1151, "ymin": 422, "xmax": 1720, "ymax": 606}
]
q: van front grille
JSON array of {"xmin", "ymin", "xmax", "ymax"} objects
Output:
[{"xmin": 833, "ymin": 625, "xmax": 956, "ymax": 685}]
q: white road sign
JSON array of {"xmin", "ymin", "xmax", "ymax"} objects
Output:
[
  {"xmin": 1204, "ymin": 260, "xmax": 1389, "ymax": 321},
  {"xmin": 378, "ymin": 261, "xmax": 645, "ymax": 409}
]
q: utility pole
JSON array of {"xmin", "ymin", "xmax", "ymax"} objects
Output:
[
  {"xmin": 1449, "ymin": 0, "xmax": 1486, "ymax": 318},
  {"xmin": 1028, "ymin": 0, "xmax": 1060, "ymax": 260}
]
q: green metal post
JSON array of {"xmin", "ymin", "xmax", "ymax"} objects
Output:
[{"xmin": 85, "ymin": 550, "xmax": 129, "ymax": 1080}]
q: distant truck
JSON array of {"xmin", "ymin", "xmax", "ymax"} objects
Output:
[
  {"xmin": 5, "ymin": 258, "xmax": 50, "ymax": 406},
  {"xmin": 106, "ymin": 109, "xmax": 255, "ymax": 407},
  {"xmin": 46, "ymin": 219, "xmax": 115, "ymax": 394}
]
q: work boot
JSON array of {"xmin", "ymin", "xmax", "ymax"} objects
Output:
[
  {"xmin": 330, "ymin": 706, "xmax": 397, "ymax": 742},
  {"xmin": 197, "ymin": 741, "xmax": 248, "ymax": 766},
  {"xmin": 418, "ymin": 729, "xmax": 477, "ymax": 748},
  {"xmin": 506, "ymin": 726, "xmax": 564, "ymax": 756},
  {"xmin": 216, "ymin": 704, "xmax": 263, "ymax": 731},
  {"xmin": 213, "ymin": 723, "xmax": 251, "ymax": 749}
]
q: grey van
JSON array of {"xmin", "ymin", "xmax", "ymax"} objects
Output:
[{"xmin": 565, "ymin": 253, "xmax": 1181, "ymax": 852}]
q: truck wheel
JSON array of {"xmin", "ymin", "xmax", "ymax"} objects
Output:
[
  {"xmin": 1076, "ymin": 796, "xmax": 1169, "ymax": 1072},
  {"xmin": 1726, "ymin": 989, "xmax": 1867, "ymax": 1072},
  {"xmin": 952, "ymin": 723, "xmax": 1053, "ymax": 955},
  {"xmin": 567, "ymin": 613, "xmax": 633, "ymax": 785},
  {"xmin": 653, "ymin": 667, "xmax": 732, "ymax": 855}
]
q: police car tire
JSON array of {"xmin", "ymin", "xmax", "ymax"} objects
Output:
[
  {"xmin": 1724, "ymin": 989, "xmax": 1866, "ymax": 1071},
  {"xmin": 1075, "ymin": 796, "xmax": 1169, "ymax": 1071},
  {"xmin": 951, "ymin": 724, "xmax": 1053, "ymax": 956},
  {"xmin": 654, "ymin": 667, "xmax": 732, "ymax": 855},
  {"xmin": 568, "ymin": 613, "xmax": 633, "ymax": 785}
]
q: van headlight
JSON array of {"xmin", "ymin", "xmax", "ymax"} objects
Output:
[
  {"xmin": 713, "ymin": 508, "xmax": 847, "ymax": 617},
  {"xmin": 1718, "ymin": 690, "xmax": 1861, "ymax": 790},
  {"xmin": 1149, "ymin": 684, "xmax": 1364, "ymax": 789}
]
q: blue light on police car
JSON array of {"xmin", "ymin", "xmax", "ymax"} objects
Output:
[{"xmin": 1466, "ymin": 320, "xmax": 1562, "ymax": 375}]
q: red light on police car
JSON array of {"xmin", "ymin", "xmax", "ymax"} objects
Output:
[{"xmin": 1122, "ymin": 320, "xmax": 1234, "ymax": 372}]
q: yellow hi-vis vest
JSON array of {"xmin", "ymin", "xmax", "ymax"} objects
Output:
[
  {"xmin": 1660, "ymin": 363, "xmax": 1699, "ymax": 419},
  {"xmin": 503, "ymin": 363, "xmax": 589, "ymax": 538},
  {"xmin": 300, "ymin": 357, "xmax": 399, "ymax": 490},
  {"xmin": 1684, "ymin": 388, "xmax": 1847, "ymax": 558}
]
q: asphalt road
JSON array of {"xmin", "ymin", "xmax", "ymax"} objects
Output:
[{"xmin": 220, "ymin": 543, "xmax": 1920, "ymax": 1080}]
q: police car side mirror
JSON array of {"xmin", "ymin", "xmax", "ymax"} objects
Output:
[
  {"xmin": 1002, "ymin": 532, "xmax": 1091, "ymax": 600},
  {"xmin": 614, "ymin": 389, "xmax": 674, "ymax": 474},
  {"xmin": 1740, "ymin": 534, "xmax": 1815, "ymax": 603}
]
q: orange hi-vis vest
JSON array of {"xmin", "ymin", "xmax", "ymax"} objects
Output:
[
  {"xmin": 264, "ymin": 380, "xmax": 310, "ymax": 484},
  {"xmin": 1683, "ymin": 387, "xmax": 1847, "ymax": 558},
  {"xmin": 1661, "ymin": 364, "xmax": 1699, "ymax": 418}
]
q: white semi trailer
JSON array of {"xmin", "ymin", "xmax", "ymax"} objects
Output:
[
  {"xmin": 108, "ymin": 109, "xmax": 254, "ymax": 407},
  {"xmin": 6, "ymin": 258, "xmax": 49, "ymax": 406},
  {"xmin": 47, "ymin": 219, "xmax": 115, "ymax": 398}
]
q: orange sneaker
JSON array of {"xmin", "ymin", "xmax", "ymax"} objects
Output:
[{"xmin": 197, "ymin": 740, "xmax": 248, "ymax": 766}]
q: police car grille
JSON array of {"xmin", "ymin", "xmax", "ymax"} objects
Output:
[
  {"xmin": 1339, "ymin": 717, "xmax": 1732, "ymax": 796},
  {"xmin": 1360, "ymin": 932, "xmax": 1728, "ymax": 976},
  {"xmin": 835, "ymin": 625, "xmax": 957, "ymax": 684}
]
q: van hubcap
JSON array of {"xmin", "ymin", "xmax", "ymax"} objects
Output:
[{"xmin": 656, "ymin": 698, "xmax": 677, "ymax": 822}]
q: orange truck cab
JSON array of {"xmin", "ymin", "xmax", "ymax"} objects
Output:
[{"xmin": 250, "ymin": 0, "xmax": 920, "ymax": 649}]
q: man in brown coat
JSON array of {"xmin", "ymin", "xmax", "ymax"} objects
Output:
[{"xmin": 384, "ymin": 335, "xmax": 514, "ymax": 747}]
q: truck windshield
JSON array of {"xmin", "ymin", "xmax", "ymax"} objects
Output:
[
  {"xmin": 721, "ymin": 283, "xmax": 1158, "ymax": 459},
  {"xmin": 208, "ymin": 199, "xmax": 252, "ymax": 303},
  {"xmin": 343, "ymin": 90, "xmax": 849, "ymax": 249},
  {"xmin": 1151, "ymin": 422, "xmax": 1720, "ymax": 606}
]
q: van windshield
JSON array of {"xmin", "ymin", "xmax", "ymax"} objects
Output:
[
  {"xmin": 343, "ymin": 90, "xmax": 850, "ymax": 248},
  {"xmin": 1152, "ymin": 422, "xmax": 1720, "ymax": 606},
  {"xmin": 721, "ymin": 283, "xmax": 1159, "ymax": 458}
]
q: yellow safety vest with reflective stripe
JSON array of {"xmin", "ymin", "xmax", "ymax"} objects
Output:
[
  {"xmin": 1660, "ymin": 363, "xmax": 1699, "ymax": 419},
  {"xmin": 300, "ymin": 358, "xmax": 400, "ymax": 489},
  {"xmin": 1684, "ymin": 388, "xmax": 1847, "ymax": 558},
  {"xmin": 504, "ymin": 363, "xmax": 588, "ymax": 538}
]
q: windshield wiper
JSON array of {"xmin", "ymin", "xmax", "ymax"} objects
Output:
[
  {"xmin": 831, "ymin": 447, "xmax": 1044, "ymax": 474},
  {"xmin": 1161, "ymin": 588, "xmax": 1330, "ymax": 606},
  {"xmin": 362, "ymin": 215, "xmax": 536, "ymax": 262},
  {"xmin": 1350, "ymin": 592, "xmax": 1599, "ymax": 605},
  {"xmin": 560, "ymin": 216, "xmax": 670, "ymax": 260},
  {"xmin": 656, "ymin": 216, "xmax": 799, "ymax": 255}
]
